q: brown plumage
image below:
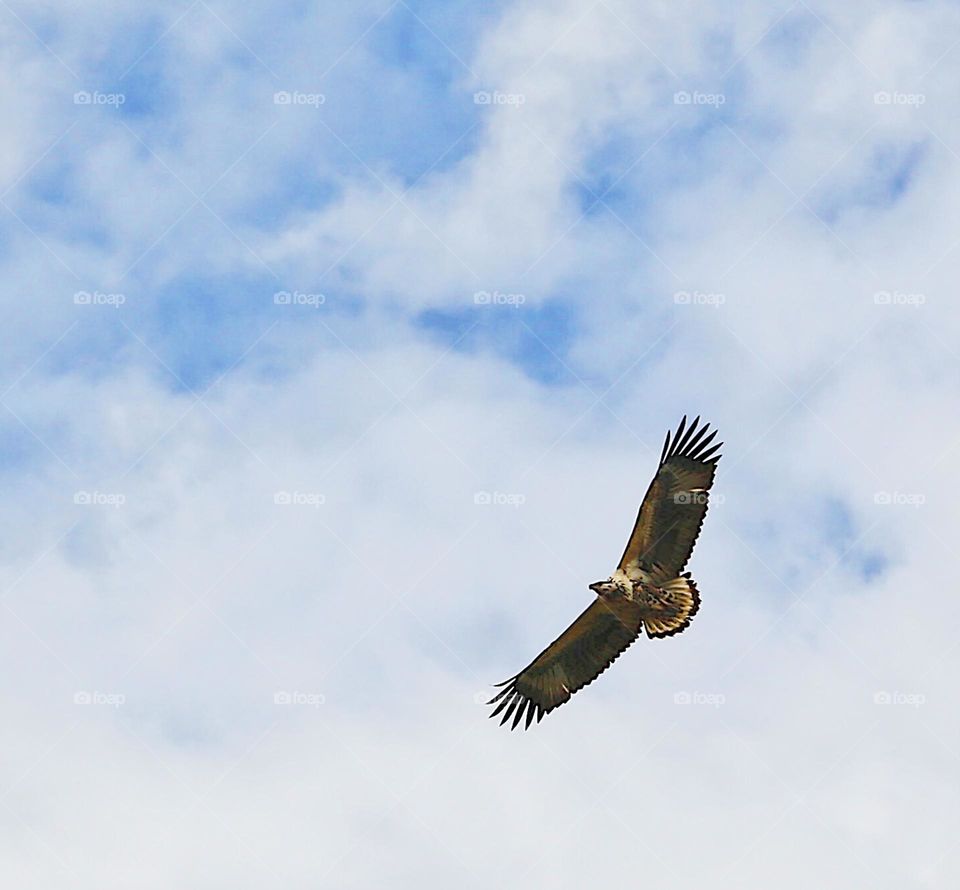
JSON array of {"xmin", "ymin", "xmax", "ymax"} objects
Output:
[{"xmin": 489, "ymin": 416, "xmax": 721, "ymax": 730}]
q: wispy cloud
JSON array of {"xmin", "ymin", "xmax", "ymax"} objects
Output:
[{"xmin": 1, "ymin": 0, "xmax": 958, "ymax": 886}]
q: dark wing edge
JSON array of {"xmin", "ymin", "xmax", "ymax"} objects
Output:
[
  {"xmin": 657, "ymin": 414, "xmax": 723, "ymax": 468},
  {"xmin": 487, "ymin": 598, "xmax": 643, "ymax": 731},
  {"xmin": 617, "ymin": 414, "xmax": 722, "ymax": 577}
]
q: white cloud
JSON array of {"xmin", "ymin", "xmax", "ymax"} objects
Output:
[{"xmin": 1, "ymin": 0, "xmax": 960, "ymax": 886}]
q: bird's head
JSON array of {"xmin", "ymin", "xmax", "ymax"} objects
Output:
[{"xmin": 589, "ymin": 578, "xmax": 618, "ymax": 597}]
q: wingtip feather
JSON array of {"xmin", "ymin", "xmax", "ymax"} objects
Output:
[
  {"xmin": 659, "ymin": 429, "xmax": 671, "ymax": 465},
  {"xmin": 664, "ymin": 417, "xmax": 722, "ymax": 464}
]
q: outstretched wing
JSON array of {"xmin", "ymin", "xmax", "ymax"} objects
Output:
[
  {"xmin": 488, "ymin": 597, "xmax": 643, "ymax": 730},
  {"xmin": 618, "ymin": 415, "xmax": 721, "ymax": 581}
]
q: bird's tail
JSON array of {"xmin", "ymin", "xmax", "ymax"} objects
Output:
[{"xmin": 644, "ymin": 573, "xmax": 700, "ymax": 639}]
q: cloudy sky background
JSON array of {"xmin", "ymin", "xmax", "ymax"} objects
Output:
[{"xmin": 2, "ymin": 1, "xmax": 959, "ymax": 886}]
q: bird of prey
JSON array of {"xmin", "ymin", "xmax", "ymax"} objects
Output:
[{"xmin": 489, "ymin": 416, "xmax": 721, "ymax": 730}]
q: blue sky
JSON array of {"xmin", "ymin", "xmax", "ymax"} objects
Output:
[{"xmin": 3, "ymin": 2, "xmax": 960, "ymax": 887}]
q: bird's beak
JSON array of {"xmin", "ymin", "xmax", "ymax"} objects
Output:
[{"xmin": 589, "ymin": 582, "xmax": 601, "ymax": 593}]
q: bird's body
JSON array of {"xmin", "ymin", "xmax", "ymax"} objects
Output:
[
  {"xmin": 591, "ymin": 568, "xmax": 700, "ymax": 636},
  {"xmin": 489, "ymin": 415, "xmax": 721, "ymax": 730},
  {"xmin": 600, "ymin": 571, "xmax": 678, "ymax": 606}
]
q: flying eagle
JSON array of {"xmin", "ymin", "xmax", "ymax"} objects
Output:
[{"xmin": 489, "ymin": 415, "xmax": 721, "ymax": 730}]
